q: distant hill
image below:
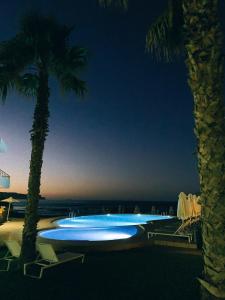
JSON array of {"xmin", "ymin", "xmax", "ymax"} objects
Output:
[{"xmin": 0, "ymin": 192, "xmax": 45, "ymax": 200}]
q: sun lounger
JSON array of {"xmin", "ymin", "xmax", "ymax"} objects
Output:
[
  {"xmin": 174, "ymin": 216, "xmax": 200, "ymax": 234},
  {"xmin": 148, "ymin": 193, "xmax": 201, "ymax": 244},
  {"xmin": 147, "ymin": 231, "xmax": 193, "ymax": 243},
  {"xmin": 24, "ymin": 243, "xmax": 85, "ymax": 279},
  {"xmin": 0, "ymin": 240, "xmax": 21, "ymax": 271}
]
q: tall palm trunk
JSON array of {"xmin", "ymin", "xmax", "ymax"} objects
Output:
[
  {"xmin": 183, "ymin": 0, "xmax": 225, "ymax": 298},
  {"xmin": 20, "ymin": 64, "xmax": 49, "ymax": 263}
]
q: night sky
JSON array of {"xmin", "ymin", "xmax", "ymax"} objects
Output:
[{"xmin": 0, "ymin": 0, "xmax": 223, "ymax": 201}]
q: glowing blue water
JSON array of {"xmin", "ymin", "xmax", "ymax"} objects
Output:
[
  {"xmin": 38, "ymin": 226, "xmax": 138, "ymax": 241},
  {"xmin": 56, "ymin": 214, "xmax": 172, "ymax": 228}
]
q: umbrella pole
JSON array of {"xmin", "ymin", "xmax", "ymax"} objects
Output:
[{"xmin": 6, "ymin": 202, "xmax": 11, "ymax": 221}]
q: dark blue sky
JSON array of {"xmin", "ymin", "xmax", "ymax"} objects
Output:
[{"xmin": 1, "ymin": 0, "xmax": 223, "ymax": 201}]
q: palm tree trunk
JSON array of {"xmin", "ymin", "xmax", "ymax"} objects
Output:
[
  {"xmin": 183, "ymin": 0, "xmax": 225, "ymax": 299},
  {"xmin": 20, "ymin": 64, "xmax": 49, "ymax": 263}
]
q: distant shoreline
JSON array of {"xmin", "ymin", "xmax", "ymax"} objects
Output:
[
  {"xmin": 12, "ymin": 198, "xmax": 178, "ymax": 218},
  {"xmin": 0, "ymin": 192, "xmax": 45, "ymax": 200}
]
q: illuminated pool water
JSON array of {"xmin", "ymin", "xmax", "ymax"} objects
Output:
[
  {"xmin": 38, "ymin": 226, "xmax": 139, "ymax": 242},
  {"xmin": 38, "ymin": 214, "xmax": 173, "ymax": 249},
  {"xmin": 55, "ymin": 214, "xmax": 172, "ymax": 228}
]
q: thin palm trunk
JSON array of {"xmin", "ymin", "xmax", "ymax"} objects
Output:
[
  {"xmin": 20, "ymin": 64, "xmax": 49, "ymax": 263},
  {"xmin": 183, "ymin": 0, "xmax": 225, "ymax": 298}
]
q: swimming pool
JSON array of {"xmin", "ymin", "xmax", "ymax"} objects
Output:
[
  {"xmin": 37, "ymin": 214, "xmax": 173, "ymax": 251},
  {"xmin": 38, "ymin": 226, "xmax": 139, "ymax": 242},
  {"xmin": 55, "ymin": 214, "xmax": 172, "ymax": 228}
]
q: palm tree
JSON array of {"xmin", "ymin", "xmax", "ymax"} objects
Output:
[
  {"xmin": 0, "ymin": 13, "xmax": 88, "ymax": 263},
  {"xmin": 99, "ymin": 0, "xmax": 225, "ymax": 299},
  {"xmin": 99, "ymin": 0, "xmax": 128, "ymax": 8}
]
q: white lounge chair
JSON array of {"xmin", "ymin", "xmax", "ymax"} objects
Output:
[
  {"xmin": 0, "ymin": 240, "xmax": 21, "ymax": 271},
  {"xmin": 24, "ymin": 243, "xmax": 85, "ymax": 279},
  {"xmin": 148, "ymin": 193, "xmax": 201, "ymax": 243}
]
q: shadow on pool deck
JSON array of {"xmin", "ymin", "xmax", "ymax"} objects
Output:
[{"xmin": 0, "ymin": 246, "xmax": 202, "ymax": 300}]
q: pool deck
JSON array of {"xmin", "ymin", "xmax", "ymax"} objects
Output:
[
  {"xmin": 0, "ymin": 217, "xmax": 201, "ymax": 255},
  {"xmin": 0, "ymin": 217, "xmax": 56, "ymax": 245}
]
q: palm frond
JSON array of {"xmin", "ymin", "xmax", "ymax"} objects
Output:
[
  {"xmin": 20, "ymin": 12, "xmax": 61, "ymax": 41},
  {"xmin": 0, "ymin": 66, "xmax": 37, "ymax": 101},
  {"xmin": 20, "ymin": 12, "xmax": 69, "ymax": 63},
  {"xmin": 51, "ymin": 45, "xmax": 88, "ymax": 98},
  {"xmin": 50, "ymin": 25, "xmax": 74, "ymax": 59},
  {"xmin": 0, "ymin": 35, "xmax": 34, "ymax": 71},
  {"xmin": 0, "ymin": 82, "xmax": 9, "ymax": 103},
  {"xmin": 59, "ymin": 73, "xmax": 87, "ymax": 97},
  {"xmin": 0, "ymin": 35, "xmax": 35, "ymax": 102},
  {"xmin": 51, "ymin": 47, "xmax": 88, "ymax": 76},
  {"xmin": 0, "ymin": 12, "xmax": 88, "ymax": 103},
  {"xmin": 98, "ymin": 0, "xmax": 128, "ymax": 9},
  {"xmin": 15, "ymin": 73, "xmax": 38, "ymax": 97},
  {"xmin": 146, "ymin": 0, "xmax": 184, "ymax": 62},
  {"xmin": 0, "ymin": 67, "xmax": 16, "ymax": 102}
]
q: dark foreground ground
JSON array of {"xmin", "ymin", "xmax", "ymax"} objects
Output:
[{"xmin": 0, "ymin": 246, "xmax": 202, "ymax": 300}]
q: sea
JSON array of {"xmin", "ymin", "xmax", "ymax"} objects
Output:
[{"xmin": 12, "ymin": 199, "xmax": 178, "ymax": 218}]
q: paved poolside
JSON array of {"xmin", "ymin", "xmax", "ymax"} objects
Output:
[
  {"xmin": 0, "ymin": 218, "xmax": 56, "ymax": 245},
  {"xmin": 0, "ymin": 217, "xmax": 201, "ymax": 255}
]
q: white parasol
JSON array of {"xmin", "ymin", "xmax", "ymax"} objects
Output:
[
  {"xmin": 0, "ymin": 197, "xmax": 20, "ymax": 221},
  {"xmin": 187, "ymin": 193, "xmax": 195, "ymax": 218},
  {"xmin": 192, "ymin": 194, "xmax": 201, "ymax": 217},
  {"xmin": 177, "ymin": 192, "xmax": 193, "ymax": 220}
]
